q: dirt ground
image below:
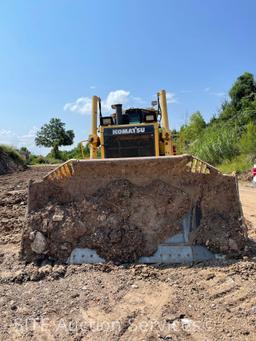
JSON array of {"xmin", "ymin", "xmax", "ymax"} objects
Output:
[{"xmin": 0, "ymin": 166, "xmax": 256, "ymax": 341}]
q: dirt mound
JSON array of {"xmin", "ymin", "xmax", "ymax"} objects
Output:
[
  {"xmin": 22, "ymin": 179, "xmax": 190, "ymax": 262},
  {"xmin": 21, "ymin": 157, "xmax": 248, "ymax": 263},
  {"xmin": 0, "ymin": 150, "xmax": 25, "ymax": 175}
]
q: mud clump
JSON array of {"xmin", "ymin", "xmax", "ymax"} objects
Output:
[
  {"xmin": 80, "ymin": 223, "xmax": 145, "ymax": 263},
  {"xmin": 22, "ymin": 179, "xmax": 190, "ymax": 262},
  {"xmin": 190, "ymin": 215, "xmax": 246, "ymax": 254},
  {"xmin": 189, "ymin": 179, "xmax": 248, "ymax": 254}
]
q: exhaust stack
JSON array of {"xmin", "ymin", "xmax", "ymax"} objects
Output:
[{"xmin": 112, "ymin": 104, "xmax": 123, "ymax": 125}]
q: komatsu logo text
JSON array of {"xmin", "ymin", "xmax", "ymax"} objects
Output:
[{"xmin": 112, "ymin": 127, "xmax": 146, "ymax": 135}]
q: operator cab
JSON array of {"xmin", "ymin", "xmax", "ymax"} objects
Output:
[{"xmin": 100, "ymin": 105, "xmax": 158, "ymax": 126}]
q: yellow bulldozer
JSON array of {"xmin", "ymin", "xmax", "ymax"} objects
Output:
[
  {"xmin": 21, "ymin": 90, "xmax": 247, "ymax": 264},
  {"xmin": 87, "ymin": 90, "xmax": 174, "ymax": 159}
]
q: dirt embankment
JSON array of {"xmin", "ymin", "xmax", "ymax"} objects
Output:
[
  {"xmin": 0, "ymin": 150, "xmax": 25, "ymax": 175},
  {"xmin": 21, "ymin": 158, "xmax": 247, "ymax": 263}
]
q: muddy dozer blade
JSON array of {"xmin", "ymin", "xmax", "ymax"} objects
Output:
[{"xmin": 21, "ymin": 155, "xmax": 247, "ymax": 264}]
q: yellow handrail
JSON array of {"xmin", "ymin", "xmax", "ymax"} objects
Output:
[{"xmin": 79, "ymin": 140, "xmax": 88, "ymax": 159}]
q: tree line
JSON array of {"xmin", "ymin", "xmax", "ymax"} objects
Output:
[{"xmin": 174, "ymin": 72, "xmax": 256, "ymax": 167}]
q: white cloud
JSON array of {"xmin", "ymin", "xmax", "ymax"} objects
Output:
[
  {"xmin": 64, "ymin": 89, "xmax": 179, "ymax": 115},
  {"xmin": 103, "ymin": 90, "xmax": 130, "ymax": 111},
  {"xmin": 90, "ymin": 85, "xmax": 96, "ymax": 89},
  {"xmin": 0, "ymin": 129, "xmax": 18, "ymax": 145},
  {"xmin": 19, "ymin": 126, "xmax": 38, "ymax": 147},
  {"xmin": 64, "ymin": 90, "xmax": 131, "ymax": 115},
  {"xmin": 64, "ymin": 97, "xmax": 92, "ymax": 115},
  {"xmin": 204, "ymin": 87, "xmax": 211, "ymax": 92},
  {"xmin": 0, "ymin": 126, "xmax": 38, "ymax": 150},
  {"xmin": 20, "ymin": 126, "xmax": 38, "ymax": 139},
  {"xmin": 166, "ymin": 92, "xmax": 177, "ymax": 104},
  {"xmin": 0, "ymin": 129, "xmax": 15, "ymax": 137}
]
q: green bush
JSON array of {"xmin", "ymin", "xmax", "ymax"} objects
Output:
[
  {"xmin": 189, "ymin": 124, "xmax": 240, "ymax": 165},
  {"xmin": 0, "ymin": 144, "xmax": 26, "ymax": 165},
  {"xmin": 26, "ymin": 143, "xmax": 90, "ymax": 165},
  {"xmin": 28, "ymin": 154, "xmax": 65, "ymax": 165},
  {"xmin": 60, "ymin": 144, "xmax": 90, "ymax": 161},
  {"xmin": 45, "ymin": 156, "xmax": 63, "ymax": 164},
  {"xmin": 28, "ymin": 154, "xmax": 48, "ymax": 165},
  {"xmin": 218, "ymin": 154, "xmax": 252, "ymax": 174},
  {"xmin": 19, "ymin": 146, "xmax": 31, "ymax": 161},
  {"xmin": 239, "ymin": 122, "xmax": 256, "ymax": 160}
]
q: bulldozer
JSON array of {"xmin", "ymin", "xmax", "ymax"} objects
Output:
[
  {"xmin": 87, "ymin": 90, "xmax": 174, "ymax": 159},
  {"xmin": 21, "ymin": 90, "xmax": 247, "ymax": 264}
]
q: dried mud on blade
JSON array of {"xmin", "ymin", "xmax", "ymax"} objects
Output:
[{"xmin": 21, "ymin": 155, "xmax": 247, "ymax": 264}]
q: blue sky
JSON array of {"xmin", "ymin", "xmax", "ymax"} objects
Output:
[{"xmin": 0, "ymin": 0, "xmax": 256, "ymax": 154}]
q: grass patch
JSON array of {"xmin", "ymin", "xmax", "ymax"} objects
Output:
[
  {"xmin": 0, "ymin": 144, "xmax": 25, "ymax": 165},
  {"xmin": 28, "ymin": 154, "xmax": 63, "ymax": 165},
  {"xmin": 218, "ymin": 154, "xmax": 252, "ymax": 174}
]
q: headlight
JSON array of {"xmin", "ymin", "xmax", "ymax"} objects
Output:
[
  {"xmin": 145, "ymin": 114, "xmax": 155, "ymax": 122},
  {"xmin": 102, "ymin": 117, "xmax": 112, "ymax": 126}
]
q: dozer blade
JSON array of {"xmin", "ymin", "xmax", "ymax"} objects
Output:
[{"xmin": 21, "ymin": 155, "xmax": 247, "ymax": 264}]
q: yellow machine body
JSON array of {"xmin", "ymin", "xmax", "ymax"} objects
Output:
[
  {"xmin": 99, "ymin": 122, "xmax": 160, "ymax": 159},
  {"xmin": 88, "ymin": 90, "xmax": 174, "ymax": 159}
]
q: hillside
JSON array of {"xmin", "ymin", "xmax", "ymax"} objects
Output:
[
  {"xmin": 0, "ymin": 145, "xmax": 26, "ymax": 175},
  {"xmin": 176, "ymin": 72, "xmax": 256, "ymax": 172}
]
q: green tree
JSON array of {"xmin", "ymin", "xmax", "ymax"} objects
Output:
[
  {"xmin": 181, "ymin": 111, "xmax": 206, "ymax": 142},
  {"xmin": 229, "ymin": 72, "xmax": 256, "ymax": 111},
  {"xmin": 239, "ymin": 122, "xmax": 256, "ymax": 160},
  {"xmin": 219, "ymin": 72, "xmax": 256, "ymax": 123},
  {"xmin": 35, "ymin": 118, "xmax": 75, "ymax": 158},
  {"xmin": 240, "ymin": 97, "xmax": 256, "ymax": 124},
  {"xmin": 19, "ymin": 147, "xmax": 31, "ymax": 161},
  {"xmin": 175, "ymin": 112, "xmax": 206, "ymax": 153}
]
